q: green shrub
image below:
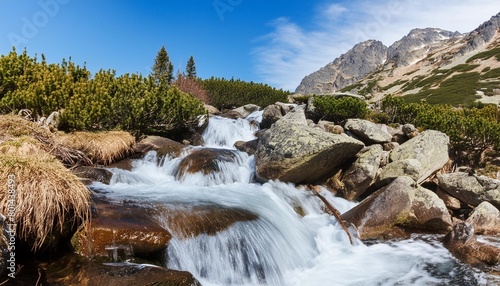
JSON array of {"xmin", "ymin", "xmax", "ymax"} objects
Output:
[
  {"xmin": 314, "ymin": 96, "xmax": 369, "ymax": 123},
  {"xmin": 0, "ymin": 48, "xmax": 206, "ymax": 135},
  {"xmin": 381, "ymin": 96, "xmax": 500, "ymax": 163},
  {"xmin": 203, "ymin": 77, "xmax": 289, "ymax": 110}
]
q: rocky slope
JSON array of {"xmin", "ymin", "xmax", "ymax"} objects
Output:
[{"xmin": 296, "ymin": 12, "xmax": 500, "ymax": 106}]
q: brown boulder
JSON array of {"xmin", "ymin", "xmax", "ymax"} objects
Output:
[
  {"xmin": 175, "ymin": 148, "xmax": 238, "ymax": 180},
  {"xmin": 73, "ymin": 197, "xmax": 171, "ymax": 260},
  {"xmin": 234, "ymin": 139, "xmax": 259, "ymax": 155},
  {"xmin": 443, "ymin": 222, "xmax": 500, "ymax": 266},
  {"xmin": 45, "ymin": 254, "xmax": 201, "ymax": 286},
  {"xmin": 162, "ymin": 204, "xmax": 258, "ymax": 238},
  {"xmin": 134, "ymin": 136, "xmax": 184, "ymax": 157}
]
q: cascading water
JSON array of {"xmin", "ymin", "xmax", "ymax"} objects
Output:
[{"xmin": 94, "ymin": 112, "xmax": 497, "ymax": 286}]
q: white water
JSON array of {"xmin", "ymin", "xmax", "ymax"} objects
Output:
[{"xmin": 93, "ymin": 113, "xmax": 495, "ymax": 286}]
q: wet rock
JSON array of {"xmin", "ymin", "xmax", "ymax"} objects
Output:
[
  {"xmin": 175, "ymin": 148, "xmax": 239, "ymax": 179},
  {"xmin": 437, "ymin": 172, "xmax": 500, "ymax": 209},
  {"xmin": 344, "ymin": 119, "xmax": 392, "ymax": 144},
  {"xmin": 383, "ymin": 130, "xmax": 449, "ymax": 184},
  {"xmin": 161, "ymin": 204, "xmax": 259, "ymax": 238},
  {"xmin": 108, "ymin": 158, "xmax": 134, "ymax": 171},
  {"xmin": 73, "ymin": 197, "xmax": 171, "ymax": 260},
  {"xmin": 233, "ymin": 104, "xmax": 261, "ymax": 118},
  {"xmin": 156, "ymin": 139, "xmax": 185, "ymax": 158},
  {"xmin": 443, "ymin": 222, "xmax": 500, "ymax": 266},
  {"xmin": 45, "ymin": 254, "xmax": 201, "ymax": 286},
  {"xmin": 234, "ymin": 139, "xmax": 258, "ymax": 155},
  {"xmin": 134, "ymin": 136, "xmax": 183, "ymax": 155},
  {"xmin": 72, "ymin": 166, "xmax": 113, "ymax": 185},
  {"xmin": 341, "ymin": 145, "xmax": 383, "ymax": 201},
  {"xmin": 465, "ymin": 202, "xmax": 500, "ymax": 235},
  {"xmin": 256, "ymin": 106, "xmax": 364, "ymax": 184},
  {"xmin": 342, "ymin": 176, "xmax": 452, "ymax": 240}
]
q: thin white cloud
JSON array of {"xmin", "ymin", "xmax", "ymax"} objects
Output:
[{"xmin": 253, "ymin": 0, "xmax": 500, "ymax": 91}]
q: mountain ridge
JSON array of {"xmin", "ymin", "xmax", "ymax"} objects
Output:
[{"xmin": 295, "ymin": 12, "xmax": 500, "ymax": 106}]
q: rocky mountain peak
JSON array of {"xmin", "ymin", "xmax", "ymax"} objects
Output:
[
  {"xmin": 295, "ymin": 40, "xmax": 387, "ymax": 94},
  {"xmin": 459, "ymin": 12, "xmax": 500, "ymax": 55},
  {"xmin": 295, "ymin": 12, "xmax": 500, "ymax": 96},
  {"xmin": 387, "ymin": 28, "xmax": 462, "ymax": 67}
]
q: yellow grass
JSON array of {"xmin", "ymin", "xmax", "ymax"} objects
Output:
[
  {"xmin": 0, "ymin": 152, "xmax": 91, "ymax": 251},
  {"xmin": 0, "ymin": 114, "xmax": 92, "ymax": 166},
  {"xmin": 59, "ymin": 131, "xmax": 135, "ymax": 165}
]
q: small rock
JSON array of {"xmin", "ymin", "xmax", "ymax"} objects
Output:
[
  {"xmin": 234, "ymin": 139, "xmax": 259, "ymax": 155},
  {"xmin": 402, "ymin": 124, "xmax": 418, "ymax": 138},
  {"xmin": 72, "ymin": 166, "xmax": 113, "ymax": 185}
]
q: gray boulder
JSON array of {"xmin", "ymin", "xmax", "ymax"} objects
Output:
[
  {"xmin": 256, "ymin": 107, "xmax": 364, "ymax": 184},
  {"xmin": 381, "ymin": 130, "xmax": 449, "ymax": 184},
  {"xmin": 437, "ymin": 172, "xmax": 500, "ymax": 209},
  {"xmin": 341, "ymin": 145, "xmax": 383, "ymax": 200},
  {"xmin": 344, "ymin": 119, "xmax": 392, "ymax": 144},
  {"xmin": 260, "ymin": 104, "xmax": 286, "ymax": 129},
  {"xmin": 466, "ymin": 201, "xmax": 500, "ymax": 235},
  {"xmin": 342, "ymin": 176, "xmax": 452, "ymax": 240}
]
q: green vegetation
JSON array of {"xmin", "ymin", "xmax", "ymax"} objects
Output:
[
  {"xmin": 359, "ymin": 79, "xmax": 379, "ymax": 96},
  {"xmin": 151, "ymin": 45, "xmax": 174, "ymax": 86},
  {"xmin": 0, "ymin": 48, "xmax": 206, "ymax": 135},
  {"xmin": 185, "ymin": 55, "xmax": 197, "ymax": 79},
  {"xmin": 202, "ymin": 77, "xmax": 290, "ymax": 110},
  {"xmin": 314, "ymin": 96, "xmax": 369, "ymax": 123},
  {"xmin": 381, "ymin": 79, "xmax": 408, "ymax": 91},
  {"xmin": 404, "ymin": 72, "xmax": 482, "ymax": 106},
  {"xmin": 466, "ymin": 47, "xmax": 500, "ymax": 63},
  {"xmin": 382, "ymin": 96, "xmax": 500, "ymax": 163},
  {"xmin": 339, "ymin": 82, "xmax": 364, "ymax": 93}
]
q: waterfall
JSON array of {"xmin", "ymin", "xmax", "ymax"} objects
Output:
[{"xmin": 94, "ymin": 112, "xmax": 492, "ymax": 286}]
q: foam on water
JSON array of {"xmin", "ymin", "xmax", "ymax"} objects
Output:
[{"xmin": 91, "ymin": 113, "xmax": 495, "ymax": 286}]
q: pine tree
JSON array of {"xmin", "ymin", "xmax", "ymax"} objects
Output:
[
  {"xmin": 185, "ymin": 55, "xmax": 197, "ymax": 79},
  {"xmin": 151, "ymin": 46, "xmax": 173, "ymax": 86}
]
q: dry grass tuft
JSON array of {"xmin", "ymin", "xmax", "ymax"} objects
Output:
[
  {"xmin": 59, "ymin": 131, "xmax": 135, "ymax": 165},
  {"xmin": 0, "ymin": 152, "xmax": 91, "ymax": 251},
  {"xmin": 0, "ymin": 114, "xmax": 92, "ymax": 166}
]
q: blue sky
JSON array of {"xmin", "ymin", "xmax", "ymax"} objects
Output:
[{"xmin": 1, "ymin": 1, "xmax": 499, "ymax": 91}]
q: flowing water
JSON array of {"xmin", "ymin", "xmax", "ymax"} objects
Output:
[{"xmin": 92, "ymin": 112, "xmax": 498, "ymax": 286}]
